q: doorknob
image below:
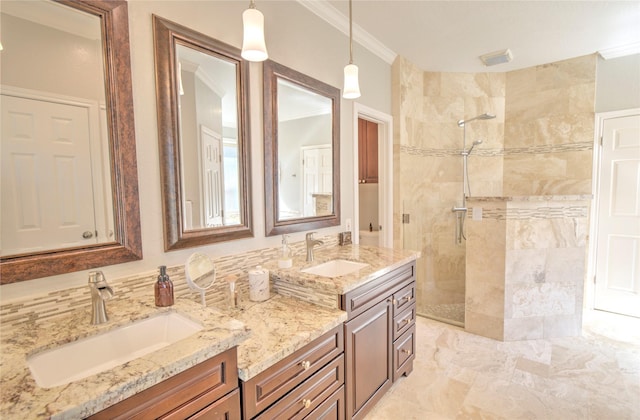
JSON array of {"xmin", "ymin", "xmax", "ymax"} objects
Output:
[{"xmin": 82, "ymin": 231, "xmax": 94, "ymax": 239}]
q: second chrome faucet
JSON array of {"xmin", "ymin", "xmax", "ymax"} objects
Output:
[{"xmin": 305, "ymin": 232, "xmax": 323, "ymax": 262}]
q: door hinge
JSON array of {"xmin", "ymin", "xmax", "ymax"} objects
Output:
[
  {"xmin": 600, "ymin": 136, "xmax": 603, "ymax": 146},
  {"xmin": 593, "ymin": 275, "xmax": 596, "ymax": 284},
  {"xmin": 402, "ymin": 214, "xmax": 410, "ymax": 224}
]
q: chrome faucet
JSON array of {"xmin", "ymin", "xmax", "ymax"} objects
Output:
[
  {"xmin": 306, "ymin": 232, "xmax": 324, "ymax": 262},
  {"xmin": 88, "ymin": 271, "xmax": 114, "ymax": 325}
]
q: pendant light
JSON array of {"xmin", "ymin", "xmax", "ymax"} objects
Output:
[
  {"xmin": 343, "ymin": 0, "xmax": 361, "ymax": 99},
  {"xmin": 241, "ymin": 0, "xmax": 268, "ymax": 62}
]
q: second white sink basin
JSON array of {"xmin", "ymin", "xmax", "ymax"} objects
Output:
[
  {"xmin": 27, "ymin": 312, "xmax": 203, "ymax": 388},
  {"xmin": 301, "ymin": 259, "xmax": 369, "ymax": 278}
]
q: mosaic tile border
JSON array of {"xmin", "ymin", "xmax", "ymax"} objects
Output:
[
  {"xmin": 468, "ymin": 205, "xmax": 589, "ymax": 221},
  {"xmin": 399, "ymin": 141, "xmax": 592, "ymax": 158}
]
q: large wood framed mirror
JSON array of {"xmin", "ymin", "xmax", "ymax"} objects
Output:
[
  {"xmin": 153, "ymin": 16, "xmax": 252, "ymax": 250},
  {"xmin": 0, "ymin": 0, "xmax": 142, "ymax": 284},
  {"xmin": 263, "ymin": 60, "xmax": 340, "ymax": 236}
]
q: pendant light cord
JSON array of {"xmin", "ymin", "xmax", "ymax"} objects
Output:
[{"xmin": 349, "ymin": 0, "xmax": 354, "ymax": 65}]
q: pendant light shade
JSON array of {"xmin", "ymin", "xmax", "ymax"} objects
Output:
[
  {"xmin": 241, "ymin": 2, "xmax": 268, "ymax": 62},
  {"xmin": 343, "ymin": 63, "xmax": 360, "ymax": 99},
  {"xmin": 343, "ymin": 0, "xmax": 360, "ymax": 99}
]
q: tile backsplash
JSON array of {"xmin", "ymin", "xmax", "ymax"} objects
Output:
[{"xmin": 0, "ymin": 235, "xmax": 338, "ymax": 330}]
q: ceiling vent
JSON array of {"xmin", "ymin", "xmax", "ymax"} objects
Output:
[{"xmin": 479, "ymin": 49, "xmax": 513, "ymax": 67}]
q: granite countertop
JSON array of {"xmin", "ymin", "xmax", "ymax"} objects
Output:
[
  {"xmin": 0, "ymin": 297, "xmax": 250, "ymax": 419},
  {"xmin": 265, "ymin": 245, "xmax": 420, "ymax": 295},
  {"xmin": 224, "ymin": 294, "xmax": 347, "ymax": 381}
]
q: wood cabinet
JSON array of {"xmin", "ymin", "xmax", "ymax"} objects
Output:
[
  {"xmin": 358, "ymin": 118, "xmax": 378, "ymax": 184},
  {"xmin": 341, "ymin": 262, "xmax": 416, "ymax": 420},
  {"xmin": 241, "ymin": 325, "xmax": 345, "ymax": 419},
  {"xmin": 87, "ymin": 347, "xmax": 240, "ymax": 419}
]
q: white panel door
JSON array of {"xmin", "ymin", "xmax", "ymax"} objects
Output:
[
  {"xmin": 594, "ymin": 113, "xmax": 640, "ymax": 318},
  {"xmin": 301, "ymin": 145, "xmax": 331, "ymax": 217},
  {"xmin": 200, "ymin": 126, "xmax": 224, "ymax": 227},
  {"xmin": 301, "ymin": 148, "xmax": 319, "ymax": 217},
  {"xmin": 1, "ymin": 94, "xmax": 97, "ymax": 255}
]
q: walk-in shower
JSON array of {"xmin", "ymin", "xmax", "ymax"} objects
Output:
[{"xmin": 452, "ymin": 113, "xmax": 495, "ymax": 244}]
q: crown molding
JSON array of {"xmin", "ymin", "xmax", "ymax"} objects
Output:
[
  {"xmin": 599, "ymin": 42, "xmax": 640, "ymax": 60},
  {"xmin": 296, "ymin": 0, "xmax": 397, "ymax": 65}
]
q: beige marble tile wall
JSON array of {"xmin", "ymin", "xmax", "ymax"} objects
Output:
[
  {"xmin": 503, "ymin": 54, "xmax": 597, "ymax": 195},
  {"xmin": 465, "ymin": 197, "xmax": 589, "ymax": 341},
  {"xmin": 391, "ymin": 56, "xmax": 505, "ymax": 317}
]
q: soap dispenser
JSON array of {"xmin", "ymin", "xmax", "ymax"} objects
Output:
[
  {"xmin": 155, "ymin": 265, "xmax": 174, "ymax": 307},
  {"xmin": 278, "ymin": 234, "xmax": 293, "ymax": 268}
]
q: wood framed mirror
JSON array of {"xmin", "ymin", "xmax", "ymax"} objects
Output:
[
  {"xmin": 263, "ymin": 60, "xmax": 340, "ymax": 236},
  {"xmin": 0, "ymin": 0, "xmax": 142, "ymax": 284},
  {"xmin": 153, "ymin": 16, "xmax": 252, "ymax": 251}
]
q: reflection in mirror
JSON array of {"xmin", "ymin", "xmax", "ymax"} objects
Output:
[
  {"xmin": 1, "ymin": 0, "xmax": 112, "ymax": 256},
  {"xmin": 277, "ymin": 79, "xmax": 333, "ymax": 220},
  {"xmin": 0, "ymin": 0, "xmax": 142, "ymax": 284},
  {"xmin": 154, "ymin": 16, "xmax": 252, "ymax": 250},
  {"xmin": 263, "ymin": 60, "xmax": 340, "ymax": 236},
  {"xmin": 185, "ymin": 253, "xmax": 216, "ymax": 307},
  {"xmin": 176, "ymin": 44, "xmax": 241, "ymax": 230}
]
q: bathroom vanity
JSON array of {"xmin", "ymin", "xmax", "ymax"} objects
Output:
[
  {"xmin": 342, "ymin": 262, "xmax": 416, "ymax": 419},
  {"xmin": 0, "ymin": 244, "xmax": 418, "ymax": 419}
]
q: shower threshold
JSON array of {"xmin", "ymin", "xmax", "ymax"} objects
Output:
[{"xmin": 419, "ymin": 303, "xmax": 465, "ymax": 327}]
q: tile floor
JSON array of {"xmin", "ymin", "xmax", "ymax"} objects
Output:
[{"xmin": 365, "ymin": 311, "xmax": 640, "ymax": 419}]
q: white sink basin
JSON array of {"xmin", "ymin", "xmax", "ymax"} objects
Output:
[
  {"xmin": 27, "ymin": 312, "xmax": 203, "ymax": 388},
  {"xmin": 301, "ymin": 259, "xmax": 369, "ymax": 278}
]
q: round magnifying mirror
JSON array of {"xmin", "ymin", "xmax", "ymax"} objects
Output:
[{"xmin": 185, "ymin": 253, "xmax": 216, "ymax": 307}]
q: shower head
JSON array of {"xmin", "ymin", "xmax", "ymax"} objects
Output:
[
  {"xmin": 457, "ymin": 113, "xmax": 496, "ymax": 127},
  {"xmin": 465, "ymin": 139, "xmax": 484, "ymax": 155}
]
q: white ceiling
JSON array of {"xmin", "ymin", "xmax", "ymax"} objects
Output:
[{"xmin": 300, "ymin": 0, "xmax": 640, "ymax": 73}]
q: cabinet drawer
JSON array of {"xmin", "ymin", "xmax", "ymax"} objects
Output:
[
  {"xmin": 392, "ymin": 282, "xmax": 415, "ymax": 316},
  {"xmin": 305, "ymin": 385, "xmax": 344, "ymax": 420},
  {"xmin": 341, "ymin": 262, "xmax": 415, "ymax": 319},
  {"xmin": 181, "ymin": 388, "xmax": 240, "ymax": 420},
  {"xmin": 255, "ymin": 355, "xmax": 344, "ymax": 420},
  {"xmin": 163, "ymin": 385, "xmax": 240, "ymax": 420},
  {"xmin": 392, "ymin": 303, "xmax": 415, "ymax": 340},
  {"xmin": 242, "ymin": 326, "xmax": 343, "ymax": 419},
  {"xmin": 89, "ymin": 347, "xmax": 238, "ymax": 420},
  {"xmin": 393, "ymin": 325, "xmax": 415, "ymax": 382}
]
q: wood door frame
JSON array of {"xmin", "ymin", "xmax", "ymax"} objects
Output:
[
  {"xmin": 587, "ymin": 107, "xmax": 640, "ymax": 311},
  {"xmin": 352, "ymin": 103, "xmax": 393, "ymax": 248}
]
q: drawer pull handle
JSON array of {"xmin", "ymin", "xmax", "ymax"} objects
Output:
[
  {"xmin": 302, "ymin": 398, "xmax": 312, "ymax": 409},
  {"xmin": 300, "ymin": 360, "xmax": 311, "ymax": 370},
  {"xmin": 402, "ymin": 349, "xmax": 412, "ymax": 355},
  {"xmin": 401, "ymin": 318, "xmax": 410, "ymax": 326},
  {"xmin": 403, "ymin": 295, "xmax": 412, "ymax": 303}
]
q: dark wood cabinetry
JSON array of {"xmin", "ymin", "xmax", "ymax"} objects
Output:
[
  {"xmin": 358, "ymin": 118, "xmax": 378, "ymax": 184},
  {"xmin": 87, "ymin": 347, "xmax": 240, "ymax": 420},
  {"xmin": 241, "ymin": 325, "xmax": 345, "ymax": 420},
  {"xmin": 341, "ymin": 262, "xmax": 416, "ymax": 420}
]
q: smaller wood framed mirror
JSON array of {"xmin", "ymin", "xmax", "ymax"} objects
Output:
[
  {"xmin": 153, "ymin": 16, "xmax": 253, "ymax": 250},
  {"xmin": 263, "ymin": 60, "xmax": 340, "ymax": 236}
]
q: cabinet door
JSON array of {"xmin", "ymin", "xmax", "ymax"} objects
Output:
[
  {"xmin": 358, "ymin": 118, "xmax": 378, "ymax": 184},
  {"xmin": 344, "ymin": 299, "xmax": 392, "ymax": 420}
]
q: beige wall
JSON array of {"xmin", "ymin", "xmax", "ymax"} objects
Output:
[
  {"xmin": 1, "ymin": 1, "xmax": 392, "ymax": 301},
  {"xmin": 503, "ymin": 54, "xmax": 597, "ymax": 195}
]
